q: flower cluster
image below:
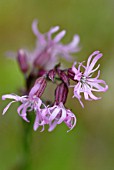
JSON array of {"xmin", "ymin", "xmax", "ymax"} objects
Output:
[
  {"xmin": 2, "ymin": 20, "xmax": 108, "ymax": 132},
  {"xmin": 2, "ymin": 76, "xmax": 76, "ymax": 132}
]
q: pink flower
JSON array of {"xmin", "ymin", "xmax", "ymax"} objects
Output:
[
  {"xmin": 69, "ymin": 51, "xmax": 108, "ymax": 107},
  {"xmin": 33, "ymin": 108, "xmax": 48, "ymax": 132},
  {"xmin": 6, "ymin": 19, "xmax": 80, "ymax": 74},
  {"xmin": 2, "ymin": 94, "xmax": 42, "ymax": 123},
  {"xmin": 46, "ymin": 102, "xmax": 76, "ymax": 132},
  {"xmin": 2, "ymin": 77, "xmax": 46, "ymax": 123},
  {"xmin": 33, "ymin": 102, "xmax": 77, "ymax": 132},
  {"xmin": 31, "ymin": 19, "xmax": 80, "ymax": 69}
]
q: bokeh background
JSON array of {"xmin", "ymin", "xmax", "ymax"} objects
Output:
[{"xmin": 0, "ymin": 0, "xmax": 114, "ymax": 169}]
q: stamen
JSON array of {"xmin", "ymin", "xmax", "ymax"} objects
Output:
[{"xmin": 80, "ymin": 75, "xmax": 87, "ymax": 83}]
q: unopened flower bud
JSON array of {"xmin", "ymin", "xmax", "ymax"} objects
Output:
[
  {"xmin": 48, "ymin": 69, "xmax": 56, "ymax": 82},
  {"xmin": 57, "ymin": 70, "xmax": 69, "ymax": 86},
  {"xmin": 55, "ymin": 83, "xmax": 68, "ymax": 105},
  {"xmin": 17, "ymin": 49, "xmax": 29, "ymax": 73}
]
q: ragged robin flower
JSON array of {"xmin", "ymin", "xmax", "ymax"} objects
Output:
[
  {"xmin": 7, "ymin": 19, "xmax": 80, "ymax": 75},
  {"xmin": 68, "ymin": 51, "xmax": 108, "ymax": 107},
  {"xmin": 43, "ymin": 83, "xmax": 76, "ymax": 132},
  {"xmin": 32, "ymin": 19, "xmax": 80, "ymax": 69},
  {"xmin": 2, "ymin": 77, "xmax": 47, "ymax": 125}
]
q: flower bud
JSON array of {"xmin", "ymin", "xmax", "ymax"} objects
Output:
[
  {"xmin": 17, "ymin": 49, "xmax": 29, "ymax": 73},
  {"xmin": 55, "ymin": 83, "xmax": 68, "ymax": 105},
  {"xmin": 48, "ymin": 69, "xmax": 56, "ymax": 82},
  {"xmin": 57, "ymin": 70, "xmax": 69, "ymax": 86}
]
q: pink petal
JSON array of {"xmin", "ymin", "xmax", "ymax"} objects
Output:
[
  {"xmin": 49, "ymin": 26, "xmax": 60, "ymax": 34},
  {"xmin": 21, "ymin": 106, "xmax": 30, "ymax": 122},
  {"xmin": 67, "ymin": 117, "xmax": 76, "ymax": 132},
  {"xmin": 54, "ymin": 30, "xmax": 66, "ymax": 43},
  {"xmin": 64, "ymin": 34, "xmax": 80, "ymax": 51},
  {"xmin": 64, "ymin": 110, "xmax": 77, "ymax": 132},
  {"xmin": 33, "ymin": 113, "xmax": 39, "ymax": 131},
  {"xmin": 73, "ymin": 83, "xmax": 84, "ymax": 107},
  {"xmin": 48, "ymin": 119, "xmax": 58, "ymax": 132},
  {"xmin": 2, "ymin": 94, "xmax": 21, "ymax": 101},
  {"xmin": 88, "ymin": 91, "xmax": 101, "ymax": 100},
  {"xmin": 32, "ymin": 19, "xmax": 46, "ymax": 45},
  {"xmin": 86, "ymin": 51, "xmax": 100, "ymax": 68},
  {"xmin": 47, "ymin": 26, "xmax": 60, "ymax": 41},
  {"xmin": 87, "ymin": 79, "xmax": 108, "ymax": 92},
  {"xmin": 2, "ymin": 101, "xmax": 15, "ymax": 115},
  {"xmin": 57, "ymin": 108, "xmax": 66, "ymax": 124},
  {"xmin": 29, "ymin": 84, "xmax": 40, "ymax": 97},
  {"xmin": 85, "ymin": 52, "xmax": 102, "ymax": 76},
  {"xmin": 49, "ymin": 107, "xmax": 60, "ymax": 121},
  {"xmin": 17, "ymin": 104, "xmax": 30, "ymax": 122},
  {"xmin": 72, "ymin": 62, "xmax": 78, "ymax": 74},
  {"xmin": 40, "ymin": 125, "xmax": 45, "ymax": 132}
]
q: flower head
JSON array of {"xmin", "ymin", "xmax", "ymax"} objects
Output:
[
  {"xmin": 69, "ymin": 51, "xmax": 108, "ymax": 107},
  {"xmin": 6, "ymin": 19, "xmax": 80, "ymax": 77},
  {"xmin": 45, "ymin": 102, "xmax": 76, "ymax": 132},
  {"xmin": 22, "ymin": 20, "xmax": 80, "ymax": 70},
  {"xmin": 2, "ymin": 93, "xmax": 42, "ymax": 122},
  {"xmin": 2, "ymin": 77, "xmax": 47, "ymax": 122},
  {"xmin": 33, "ymin": 81, "xmax": 76, "ymax": 132},
  {"xmin": 32, "ymin": 19, "xmax": 80, "ymax": 69}
]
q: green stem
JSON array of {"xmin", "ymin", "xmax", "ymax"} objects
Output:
[
  {"xmin": 20, "ymin": 115, "xmax": 34, "ymax": 170},
  {"xmin": 22, "ymin": 121, "xmax": 32, "ymax": 170}
]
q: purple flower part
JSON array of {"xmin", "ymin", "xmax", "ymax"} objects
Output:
[
  {"xmin": 29, "ymin": 83, "xmax": 40, "ymax": 97},
  {"xmin": 84, "ymin": 51, "xmax": 102, "ymax": 76},
  {"xmin": 29, "ymin": 77, "xmax": 47, "ymax": 98},
  {"xmin": 2, "ymin": 81, "xmax": 44, "ymax": 122},
  {"xmin": 55, "ymin": 35, "xmax": 80, "ymax": 60},
  {"xmin": 17, "ymin": 49, "xmax": 29, "ymax": 73},
  {"xmin": 33, "ymin": 111, "xmax": 45, "ymax": 132},
  {"xmin": 2, "ymin": 94, "xmax": 27, "ymax": 115},
  {"xmin": 32, "ymin": 19, "xmax": 47, "ymax": 46},
  {"xmin": 17, "ymin": 103, "xmax": 30, "ymax": 122},
  {"xmin": 32, "ymin": 19, "xmax": 80, "ymax": 69},
  {"xmin": 72, "ymin": 62, "xmax": 83, "ymax": 81},
  {"xmin": 57, "ymin": 69, "xmax": 70, "ymax": 86},
  {"xmin": 33, "ymin": 107, "xmax": 50, "ymax": 132},
  {"xmin": 6, "ymin": 20, "xmax": 80, "ymax": 72},
  {"xmin": 2, "ymin": 94, "xmax": 26, "ymax": 101},
  {"xmin": 67, "ymin": 68, "xmax": 75, "ymax": 80},
  {"xmin": 55, "ymin": 83, "xmax": 68, "ymax": 105},
  {"xmin": 64, "ymin": 109, "xmax": 77, "ymax": 132},
  {"xmin": 71, "ymin": 51, "xmax": 108, "ymax": 107},
  {"xmin": 47, "ymin": 102, "xmax": 76, "ymax": 132},
  {"xmin": 47, "ymin": 69, "xmax": 56, "ymax": 82},
  {"xmin": 33, "ymin": 111, "xmax": 40, "ymax": 131}
]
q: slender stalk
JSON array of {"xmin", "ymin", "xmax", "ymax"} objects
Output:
[{"xmin": 21, "ymin": 119, "xmax": 32, "ymax": 170}]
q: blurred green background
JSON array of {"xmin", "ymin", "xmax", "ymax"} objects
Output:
[{"xmin": 0, "ymin": 0, "xmax": 114, "ymax": 170}]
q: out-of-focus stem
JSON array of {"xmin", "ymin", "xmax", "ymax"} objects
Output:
[{"xmin": 21, "ymin": 119, "xmax": 32, "ymax": 170}]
